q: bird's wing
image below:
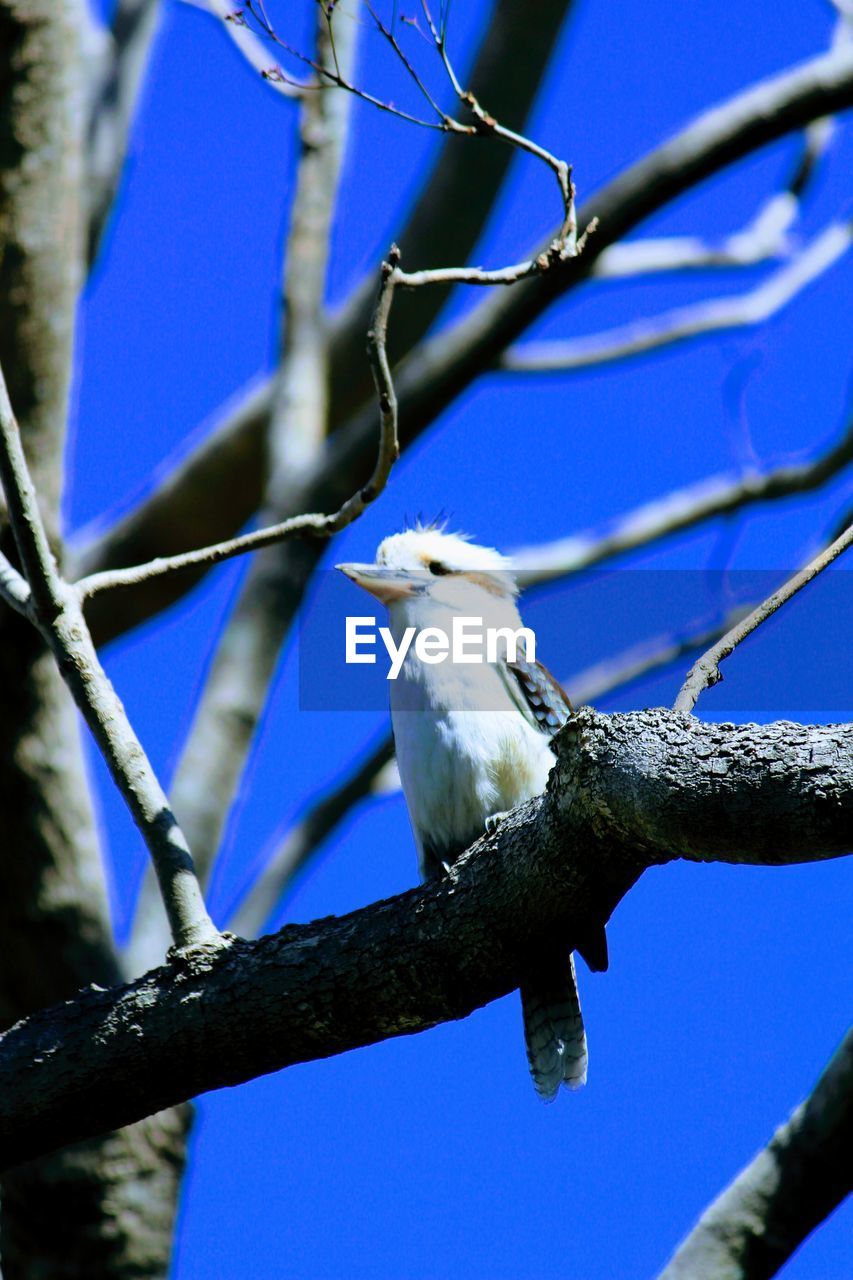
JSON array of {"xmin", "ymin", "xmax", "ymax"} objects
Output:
[
  {"xmin": 503, "ymin": 656, "xmax": 610, "ymax": 975},
  {"xmin": 502, "ymin": 654, "xmax": 573, "ymax": 737}
]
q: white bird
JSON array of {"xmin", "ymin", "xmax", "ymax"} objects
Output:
[{"xmin": 338, "ymin": 524, "xmax": 605, "ymax": 1099}]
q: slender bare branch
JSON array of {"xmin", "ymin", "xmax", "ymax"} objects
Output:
[
  {"xmin": 74, "ymin": 29, "xmax": 853, "ymax": 647},
  {"xmin": 420, "ymin": 0, "xmax": 576, "ymax": 243},
  {"xmin": 191, "ymin": 0, "xmax": 306, "ymax": 97},
  {"xmin": 504, "ymin": 218, "xmax": 853, "ymax": 373},
  {"xmin": 513, "ymin": 406, "xmax": 853, "ymax": 588},
  {"xmin": 124, "ymin": 6, "xmax": 365, "ymax": 972},
  {"xmin": 658, "ymin": 1026, "xmax": 853, "ymax": 1280},
  {"xmin": 0, "ymin": 364, "xmax": 219, "ymax": 953},
  {"xmin": 199, "ymin": 0, "xmax": 443, "ymax": 124},
  {"xmin": 71, "ymin": 0, "xmax": 578, "ymax": 643},
  {"xmin": 76, "ymin": 256, "xmax": 399, "ymax": 602},
  {"xmin": 0, "ymin": 709, "xmax": 849, "ymax": 1170},
  {"xmin": 326, "ymin": 0, "xmax": 578, "ymax": 422},
  {"xmin": 71, "ymin": 380, "xmax": 270, "ymax": 644},
  {"xmin": 593, "ymin": 111, "xmax": 835, "ymax": 280},
  {"xmin": 675, "ymin": 521, "xmax": 853, "ymax": 714},
  {"xmin": 567, "ymin": 609, "xmax": 751, "ymax": 707}
]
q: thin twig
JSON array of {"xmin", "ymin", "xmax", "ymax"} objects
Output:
[
  {"xmin": 567, "ymin": 608, "xmax": 752, "ymax": 707},
  {"xmin": 0, "ymin": 364, "xmax": 219, "ymax": 953},
  {"xmin": 76, "ymin": 256, "xmax": 401, "ymax": 601},
  {"xmin": 241, "ymin": 0, "xmax": 446, "ymax": 128},
  {"xmin": 420, "ymin": 0, "xmax": 576, "ymax": 246},
  {"xmin": 365, "ymin": 0, "xmax": 447, "ymax": 121},
  {"xmin": 201, "ymin": 0, "xmax": 307, "ymax": 98},
  {"xmin": 79, "ymin": 234, "xmax": 599, "ymax": 603},
  {"xmin": 674, "ymin": 521, "xmax": 853, "ymax": 714},
  {"xmin": 504, "ymin": 217, "xmax": 853, "ymax": 373},
  {"xmin": 225, "ymin": 0, "xmax": 579, "ymax": 241}
]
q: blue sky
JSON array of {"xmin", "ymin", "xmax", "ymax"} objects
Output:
[{"xmin": 79, "ymin": 1, "xmax": 851, "ymax": 1275}]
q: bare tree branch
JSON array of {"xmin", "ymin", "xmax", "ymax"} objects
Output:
[
  {"xmin": 0, "ymin": 709, "xmax": 849, "ymax": 1171},
  {"xmin": 675, "ymin": 520, "xmax": 853, "ymax": 714},
  {"xmin": 503, "ymin": 217, "xmax": 853, "ymax": 373},
  {"xmin": 125, "ymin": 8, "xmax": 365, "ymax": 973},
  {"xmin": 0, "ymin": 2, "xmax": 190, "ymax": 1268},
  {"xmin": 326, "ymin": 0, "xmax": 579, "ymax": 422},
  {"xmin": 132, "ymin": 73, "xmax": 583, "ymax": 964},
  {"xmin": 72, "ymin": 40, "xmax": 853, "ymax": 643},
  {"xmin": 513, "ymin": 406, "xmax": 853, "ymax": 588},
  {"xmin": 658, "ymin": 1026, "xmax": 853, "ymax": 1280},
  {"xmin": 72, "ymin": 381, "xmax": 270, "ymax": 644},
  {"xmin": 86, "ymin": 0, "xmax": 162, "ymax": 266},
  {"xmin": 74, "ymin": 408, "xmax": 399, "ymax": 600},
  {"xmin": 67, "ymin": 0, "xmax": 576, "ymax": 619},
  {"xmin": 0, "ymin": 364, "xmax": 219, "ymax": 954},
  {"xmin": 76, "ymin": 272, "xmax": 400, "ymax": 604},
  {"xmin": 198, "ymin": 0, "xmax": 306, "ymax": 99}
]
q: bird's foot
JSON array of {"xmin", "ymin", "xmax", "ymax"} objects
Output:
[{"xmin": 485, "ymin": 810, "xmax": 510, "ymax": 836}]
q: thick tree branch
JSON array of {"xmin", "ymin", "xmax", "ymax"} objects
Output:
[
  {"xmin": 0, "ymin": 709, "xmax": 849, "ymax": 1170},
  {"xmin": 226, "ymin": 602, "xmax": 743, "ymax": 935},
  {"xmin": 658, "ymin": 1026, "xmax": 853, "ymax": 1280},
  {"xmin": 675, "ymin": 520, "xmax": 853, "ymax": 713},
  {"xmin": 0, "ymin": 2, "xmax": 190, "ymax": 1268}
]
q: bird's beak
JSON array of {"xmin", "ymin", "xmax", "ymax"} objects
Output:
[{"xmin": 336, "ymin": 563, "xmax": 426, "ymax": 604}]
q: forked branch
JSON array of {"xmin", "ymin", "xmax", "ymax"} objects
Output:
[
  {"xmin": 74, "ymin": 253, "xmax": 402, "ymax": 602},
  {"xmin": 0, "ymin": 365, "xmax": 219, "ymax": 954}
]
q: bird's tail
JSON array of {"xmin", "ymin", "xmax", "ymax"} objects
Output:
[{"xmin": 520, "ymin": 951, "xmax": 587, "ymax": 1100}]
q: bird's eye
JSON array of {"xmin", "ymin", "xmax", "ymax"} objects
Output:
[{"xmin": 428, "ymin": 560, "xmax": 450, "ymax": 576}]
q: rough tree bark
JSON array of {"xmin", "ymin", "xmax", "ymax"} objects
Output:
[
  {"xmin": 0, "ymin": 4, "xmax": 187, "ymax": 1275},
  {"xmin": 659, "ymin": 1027, "xmax": 853, "ymax": 1280},
  {"xmin": 0, "ymin": 710, "xmax": 848, "ymax": 1172}
]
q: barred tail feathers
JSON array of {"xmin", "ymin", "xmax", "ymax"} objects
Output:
[{"xmin": 520, "ymin": 952, "xmax": 588, "ymax": 1101}]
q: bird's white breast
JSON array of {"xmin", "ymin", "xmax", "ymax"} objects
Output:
[{"xmin": 390, "ymin": 656, "xmax": 555, "ymax": 874}]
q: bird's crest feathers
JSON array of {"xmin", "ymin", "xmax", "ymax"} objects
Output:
[{"xmin": 376, "ymin": 527, "xmax": 518, "ymax": 596}]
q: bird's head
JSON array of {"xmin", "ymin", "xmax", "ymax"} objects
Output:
[{"xmin": 336, "ymin": 526, "xmax": 518, "ymax": 612}]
